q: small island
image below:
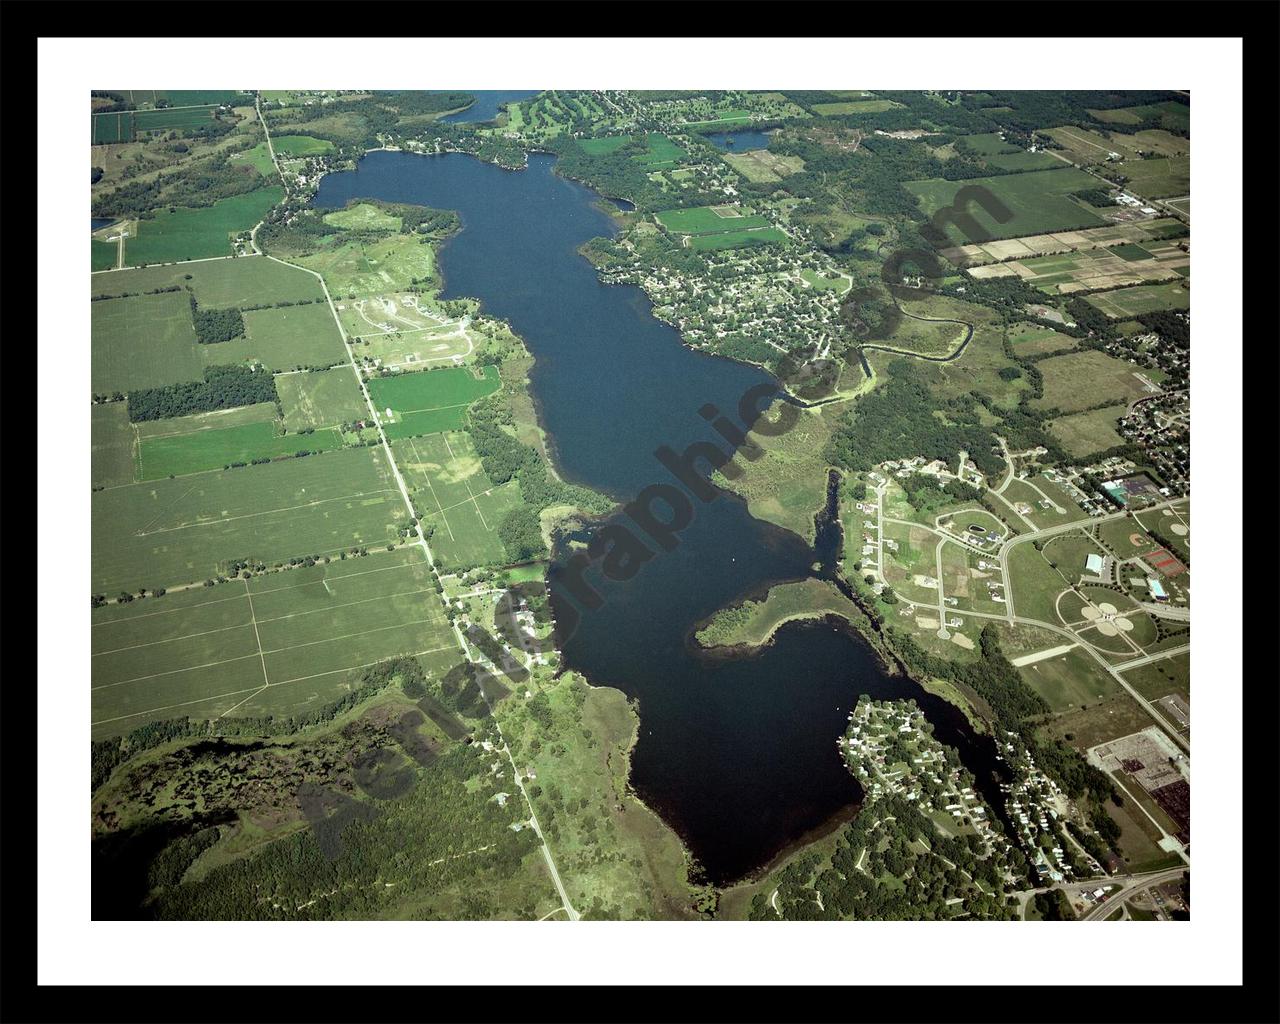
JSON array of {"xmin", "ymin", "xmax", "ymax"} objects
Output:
[{"xmin": 695, "ymin": 578, "xmax": 858, "ymax": 651}]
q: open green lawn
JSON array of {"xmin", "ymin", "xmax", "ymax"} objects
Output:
[
  {"xmin": 91, "ymin": 290, "xmax": 203, "ymax": 394},
  {"xmin": 124, "ymin": 186, "xmax": 283, "ymax": 265},
  {"xmin": 91, "ymin": 255, "xmax": 324, "ymax": 307},
  {"xmin": 323, "ymin": 202, "xmax": 401, "ymax": 232},
  {"xmin": 91, "ymin": 546, "xmax": 455, "ymax": 738},
  {"xmin": 1007, "ymin": 322, "xmax": 1078, "ymax": 356},
  {"xmin": 92, "ymin": 402, "xmax": 137, "ymax": 488},
  {"xmin": 200, "ymin": 303, "xmax": 347, "ymax": 371},
  {"xmin": 368, "ymin": 366, "xmax": 501, "ymax": 439},
  {"xmin": 1121, "ymin": 651, "xmax": 1189, "ymax": 703},
  {"xmin": 1083, "ymin": 281, "xmax": 1190, "ymax": 318},
  {"xmin": 293, "ymin": 232, "xmax": 435, "ymax": 297},
  {"xmin": 1006, "ymin": 543, "xmax": 1070, "ymax": 623},
  {"xmin": 91, "ymin": 445, "xmax": 407, "ymax": 596},
  {"xmin": 904, "ymin": 167, "xmax": 1106, "ymax": 244},
  {"xmin": 137, "ymin": 420, "xmax": 344, "ymax": 480},
  {"xmin": 393, "ymin": 432, "xmax": 524, "ymax": 571},
  {"xmin": 1032, "ymin": 350, "xmax": 1165, "ymax": 414},
  {"xmin": 229, "ymin": 142, "xmax": 277, "ymax": 177},
  {"xmin": 276, "ymin": 368, "xmax": 369, "ymax": 430},
  {"xmin": 1017, "ymin": 647, "xmax": 1121, "ymax": 712},
  {"xmin": 1049, "ymin": 405, "xmax": 1128, "ymax": 458}
]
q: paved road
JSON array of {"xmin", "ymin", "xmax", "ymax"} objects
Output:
[{"xmin": 1078, "ymin": 867, "xmax": 1188, "ymax": 921}]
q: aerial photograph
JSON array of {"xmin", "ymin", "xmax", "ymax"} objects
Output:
[{"xmin": 88, "ymin": 86, "xmax": 1195, "ymax": 925}]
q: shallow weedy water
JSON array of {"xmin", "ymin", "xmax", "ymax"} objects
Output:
[{"xmin": 314, "ymin": 151, "xmax": 1006, "ymax": 884}]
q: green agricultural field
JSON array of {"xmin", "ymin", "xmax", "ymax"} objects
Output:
[
  {"xmin": 656, "ymin": 205, "xmax": 771, "ymax": 236},
  {"xmin": 271, "ymin": 134, "xmax": 334, "ymax": 157},
  {"xmin": 92, "ymin": 402, "xmax": 137, "ymax": 488},
  {"xmin": 958, "ymin": 133, "xmax": 1021, "ymax": 156},
  {"xmin": 904, "ymin": 167, "xmax": 1106, "ymax": 244},
  {"xmin": 132, "ymin": 105, "xmax": 223, "ymax": 135},
  {"xmin": 1116, "ymin": 156, "xmax": 1189, "ymax": 199},
  {"xmin": 92, "ymin": 110, "xmax": 133, "ymax": 144},
  {"xmin": 276, "ymin": 368, "xmax": 369, "ymax": 431},
  {"xmin": 1094, "ymin": 100, "xmax": 1190, "ymax": 132},
  {"xmin": 133, "ymin": 402, "xmax": 279, "ymax": 440},
  {"xmin": 984, "ymin": 151, "xmax": 1063, "ymax": 172},
  {"xmin": 811, "ymin": 99, "xmax": 899, "ymax": 115},
  {"xmin": 137, "ymin": 421, "xmax": 344, "ymax": 480},
  {"xmin": 92, "ymin": 238, "xmax": 119, "ymax": 271},
  {"xmin": 91, "ymin": 290, "xmax": 203, "ymax": 394},
  {"xmin": 688, "ymin": 227, "xmax": 788, "ymax": 251},
  {"xmin": 1083, "ymin": 281, "xmax": 1190, "ymax": 318},
  {"xmin": 1032, "ymin": 350, "xmax": 1165, "ymax": 414},
  {"xmin": 91, "ymin": 445, "xmax": 407, "ymax": 596},
  {"xmin": 124, "ymin": 187, "xmax": 283, "ymax": 265},
  {"xmin": 368, "ymin": 366, "xmax": 501, "ymax": 439},
  {"xmin": 394, "ymin": 432, "xmax": 525, "ymax": 570},
  {"xmin": 1049, "ymin": 405, "xmax": 1128, "ymax": 458},
  {"xmin": 91, "ymin": 255, "xmax": 325, "ymax": 307},
  {"xmin": 90, "ymin": 546, "xmax": 457, "ymax": 737},
  {"xmin": 201, "ymin": 303, "xmax": 347, "ymax": 371},
  {"xmin": 639, "ymin": 133, "xmax": 688, "ymax": 168},
  {"xmin": 1109, "ymin": 243, "xmax": 1156, "ymax": 261}
]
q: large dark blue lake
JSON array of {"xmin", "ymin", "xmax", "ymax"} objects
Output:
[{"xmin": 313, "ymin": 151, "xmax": 1005, "ymax": 884}]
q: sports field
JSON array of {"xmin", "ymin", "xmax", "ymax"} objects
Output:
[
  {"xmin": 92, "ymin": 402, "xmax": 137, "ymax": 488},
  {"xmin": 91, "ymin": 291, "xmax": 203, "ymax": 394},
  {"xmin": 199, "ymin": 302, "xmax": 347, "ymax": 371},
  {"xmin": 367, "ymin": 366, "xmax": 501, "ymax": 439},
  {"xmin": 394, "ymin": 432, "xmax": 525, "ymax": 570},
  {"xmin": 92, "ymin": 255, "xmax": 324, "ymax": 307},
  {"xmin": 91, "ymin": 445, "xmax": 407, "ymax": 596},
  {"xmin": 1032, "ymin": 350, "xmax": 1165, "ymax": 414},
  {"xmin": 90, "ymin": 546, "xmax": 458, "ymax": 738},
  {"xmin": 137, "ymin": 420, "xmax": 344, "ymax": 480},
  {"xmin": 904, "ymin": 167, "xmax": 1106, "ymax": 244},
  {"xmin": 277, "ymin": 368, "xmax": 369, "ymax": 431},
  {"xmin": 123, "ymin": 187, "xmax": 283, "ymax": 265},
  {"xmin": 1082, "ymin": 281, "xmax": 1190, "ymax": 318}
]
